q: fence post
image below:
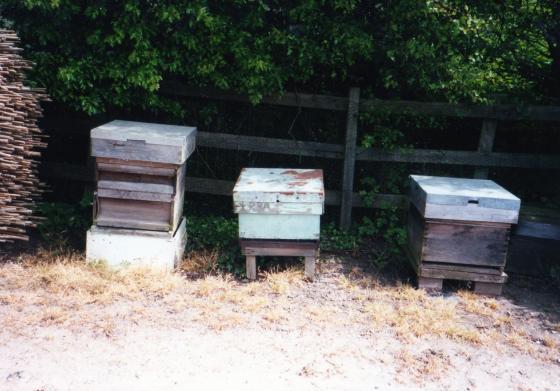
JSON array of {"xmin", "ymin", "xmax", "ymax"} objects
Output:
[
  {"xmin": 473, "ymin": 119, "xmax": 497, "ymax": 179},
  {"xmin": 339, "ymin": 87, "xmax": 360, "ymax": 230}
]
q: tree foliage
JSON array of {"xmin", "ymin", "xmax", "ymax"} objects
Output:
[{"xmin": 2, "ymin": 1, "xmax": 558, "ymax": 114}]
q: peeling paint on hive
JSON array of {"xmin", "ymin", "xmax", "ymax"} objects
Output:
[
  {"xmin": 233, "ymin": 168, "xmax": 325, "ymax": 239},
  {"xmin": 233, "ymin": 168, "xmax": 325, "ymax": 210}
]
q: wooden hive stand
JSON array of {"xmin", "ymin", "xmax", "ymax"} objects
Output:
[{"xmin": 240, "ymin": 240, "xmax": 319, "ymax": 281}]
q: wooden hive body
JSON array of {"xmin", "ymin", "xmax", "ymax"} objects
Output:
[
  {"xmin": 91, "ymin": 120, "xmax": 196, "ymax": 232},
  {"xmin": 407, "ymin": 175, "xmax": 521, "ymax": 292},
  {"xmin": 233, "ymin": 168, "xmax": 325, "ymax": 240}
]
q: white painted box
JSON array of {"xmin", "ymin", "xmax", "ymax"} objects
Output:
[
  {"xmin": 86, "ymin": 218, "xmax": 186, "ymax": 269},
  {"xmin": 409, "ymin": 175, "xmax": 521, "ymax": 224},
  {"xmin": 233, "ymin": 168, "xmax": 325, "ymax": 240}
]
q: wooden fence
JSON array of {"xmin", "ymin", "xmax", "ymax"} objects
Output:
[{"xmin": 41, "ymin": 81, "xmax": 560, "ymax": 229}]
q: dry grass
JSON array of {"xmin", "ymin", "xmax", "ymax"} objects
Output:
[
  {"xmin": 264, "ymin": 267, "xmax": 304, "ymax": 295},
  {"xmin": 396, "ymin": 348, "xmax": 452, "ymax": 383},
  {"xmin": 363, "ymin": 285, "xmax": 482, "ymax": 343},
  {"xmin": 179, "ymin": 249, "xmax": 220, "ymax": 275},
  {"xmin": 1, "ymin": 249, "xmax": 559, "ymax": 367}
]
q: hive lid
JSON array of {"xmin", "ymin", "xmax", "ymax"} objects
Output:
[
  {"xmin": 233, "ymin": 168, "xmax": 325, "ymax": 204},
  {"xmin": 409, "ymin": 175, "xmax": 521, "ymax": 223},
  {"xmin": 91, "ymin": 120, "xmax": 197, "ymax": 164}
]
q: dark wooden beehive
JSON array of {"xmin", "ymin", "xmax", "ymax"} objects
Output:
[
  {"xmin": 407, "ymin": 175, "xmax": 521, "ymax": 294},
  {"xmin": 91, "ymin": 120, "xmax": 196, "ymax": 232}
]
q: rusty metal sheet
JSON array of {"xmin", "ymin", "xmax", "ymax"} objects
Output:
[{"xmin": 233, "ymin": 168, "xmax": 325, "ymax": 204}]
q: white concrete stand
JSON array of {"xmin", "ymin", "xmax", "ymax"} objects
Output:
[{"xmin": 86, "ymin": 218, "xmax": 186, "ymax": 269}]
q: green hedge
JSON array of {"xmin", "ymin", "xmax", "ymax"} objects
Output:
[{"xmin": 2, "ymin": 1, "xmax": 557, "ymax": 115}]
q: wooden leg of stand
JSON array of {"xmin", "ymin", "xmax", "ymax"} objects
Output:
[
  {"xmin": 304, "ymin": 256, "xmax": 315, "ymax": 281},
  {"xmin": 418, "ymin": 277, "xmax": 443, "ymax": 292},
  {"xmin": 246, "ymin": 255, "xmax": 256, "ymax": 280},
  {"xmin": 474, "ymin": 282, "xmax": 503, "ymax": 296}
]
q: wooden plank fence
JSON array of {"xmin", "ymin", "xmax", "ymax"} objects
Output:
[{"xmin": 41, "ymin": 81, "xmax": 560, "ymax": 229}]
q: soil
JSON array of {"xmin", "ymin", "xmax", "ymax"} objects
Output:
[{"xmin": 0, "ymin": 252, "xmax": 559, "ymax": 391}]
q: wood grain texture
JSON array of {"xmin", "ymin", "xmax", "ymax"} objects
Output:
[
  {"xmin": 246, "ymin": 255, "xmax": 257, "ymax": 280},
  {"xmin": 95, "ymin": 197, "xmax": 172, "ymax": 231},
  {"xmin": 240, "ymin": 240, "xmax": 318, "ymax": 257},
  {"xmin": 473, "ymin": 282, "xmax": 503, "ymax": 296},
  {"xmin": 422, "ymin": 220, "xmax": 510, "ymax": 267},
  {"xmin": 305, "ymin": 256, "xmax": 316, "ymax": 281},
  {"xmin": 421, "ymin": 262, "xmax": 503, "ymax": 275},
  {"xmin": 340, "ymin": 87, "xmax": 360, "ymax": 230},
  {"xmin": 97, "ymin": 179, "xmax": 174, "ymax": 194},
  {"xmin": 172, "ymin": 163, "xmax": 186, "ymax": 232},
  {"xmin": 91, "ymin": 120, "xmax": 197, "ymax": 164},
  {"xmin": 96, "ymin": 161, "xmax": 176, "ymax": 177},
  {"xmin": 419, "ymin": 267, "xmax": 508, "ymax": 283},
  {"xmin": 92, "ymin": 139, "xmax": 184, "ymax": 165},
  {"xmin": 474, "ymin": 119, "xmax": 497, "ymax": 179},
  {"xmin": 417, "ymin": 277, "xmax": 443, "ymax": 291},
  {"xmin": 161, "ymin": 81, "xmax": 560, "ymax": 121},
  {"xmin": 196, "ymin": 131, "xmax": 560, "ymax": 169},
  {"xmin": 406, "ymin": 205, "xmax": 425, "ymax": 268},
  {"xmin": 97, "ymin": 188, "xmax": 174, "ymax": 202},
  {"xmin": 409, "ymin": 175, "xmax": 520, "ymax": 224}
]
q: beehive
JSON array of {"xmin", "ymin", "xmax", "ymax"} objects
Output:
[
  {"xmin": 86, "ymin": 120, "xmax": 196, "ymax": 269},
  {"xmin": 233, "ymin": 168, "xmax": 325, "ymax": 240},
  {"xmin": 91, "ymin": 120, "xmax": 197, "ymax": 232},
  {"xmin": 407, "ymin": 175, "xmax": 521, "ymax": 295}
]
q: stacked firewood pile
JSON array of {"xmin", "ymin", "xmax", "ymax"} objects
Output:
[{"xmin": 0, "ymin": 29, "xmax": 48, "ymax": 242}]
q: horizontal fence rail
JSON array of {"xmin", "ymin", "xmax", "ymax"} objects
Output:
[
  {"xmin": 41, "ymin": 82, "xmax": 560, "ymax": 229},
  {"xmin": 197, "ymin": 131, "xmax": 560, "ymax": 169},
  {"xmin": 40, "ymin": 162, "xmax": 408, "ymax": 209},
  {"xmin": 160, "ymin": 81, "xmax": 560, "ymax": 121}
]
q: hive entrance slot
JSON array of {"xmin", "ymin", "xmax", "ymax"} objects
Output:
[{"xmin": 468, "ymin": 199, "xmax": 479, "ymax": 205}]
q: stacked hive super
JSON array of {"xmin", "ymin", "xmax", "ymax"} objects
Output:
[
  {"xmin": 233, "ymin": 168, "xmax": 325, "ymax": 280},
  {"xmin": 86, "ymin": 120, "xmax": 197, "ymax": 269},
  {"xmin": 407, "ymin": 175, "xmax": 521, "ymax": 295}
]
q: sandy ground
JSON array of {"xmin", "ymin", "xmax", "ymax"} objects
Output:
[{"xmin": 0, "ymin": 251, "xmax": 559, "ymax": 391}]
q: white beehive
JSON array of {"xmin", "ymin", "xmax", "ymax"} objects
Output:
[{"xmin": 233, "ymin": 168, "xmax": 325, "ymax": 240}]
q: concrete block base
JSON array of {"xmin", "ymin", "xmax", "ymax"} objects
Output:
[{"xmin": 86, "ymin": 218, "xmax": 186, "ymax": 269}]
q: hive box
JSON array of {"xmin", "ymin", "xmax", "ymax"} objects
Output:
[
  {"xmin": 233, "ymin": 168, "xmax": 325, "ymax": 240},
  {"xmin": 407, "ymin": 175, "xmax": 521, "ymax": 294},
  {"xmin": 87, "ymin": 120, "xmax": 196, "ymax": 268},
  {"xmin": 91, "ymin": 120, "xmax": 197, "ymax": 232}
]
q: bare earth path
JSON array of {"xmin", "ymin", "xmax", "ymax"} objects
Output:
[{"xmin": 0, "ymin": 251, "xmax": 559, "ymax": 390}]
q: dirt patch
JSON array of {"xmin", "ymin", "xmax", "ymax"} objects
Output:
[{"xmin": 0, "ymin": 250, "xmax": 559, "ymax": 390}]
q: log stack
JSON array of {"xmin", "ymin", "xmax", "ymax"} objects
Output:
[{"xmin": 0, "ymin": 29, "xmax": 48, "ymax": 242}]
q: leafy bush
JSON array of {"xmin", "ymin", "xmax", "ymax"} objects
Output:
[
  {"xmin": 37, "ymin": 193, "xmax": 92, "ymax": 248},
  {"xmin": 186, "ymin": 215, "xmax": 243, "ymax": 274},
  {"xmin": 2, "ymin": 1, "xmax": 557, "ymax": 116},
  {"xmin": 321, "ymin": 222, "xmax": 361, "ymax": 252}
]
